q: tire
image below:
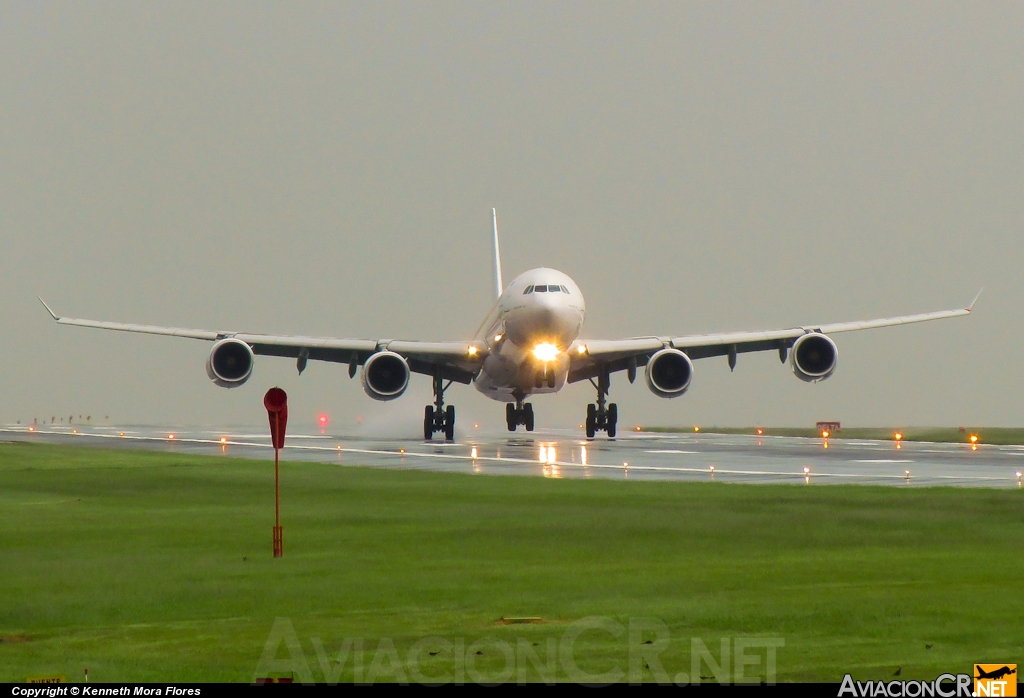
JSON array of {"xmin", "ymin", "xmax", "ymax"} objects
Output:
[
  {"xmin": 524, "ymin": 403, "xmax": 535, "ymax": 432},
  {"xmin": 586, "ymin": 404, "xmax": 596, "ymax": 421},
  {"xmin": 506, "ymin": 403, "xmax": 517, "ymax": 431},
  {"xmin": 586, "ymin": 416, "xmax": 596, "ymax": 439},
  {"xmin": 607, "ymin": 403, "xmax": 618, "ymax": 438},
  {"xmin": 423, "ymin": 406, "xmax": 434, "ymax": 440},
  {"xmin": 444, "ymin": 405, "xmax": 456, "ymax": 441}
]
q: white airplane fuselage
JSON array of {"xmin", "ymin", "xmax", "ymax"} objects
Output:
[{"xmin": 474, "ymin": 268, "xmax": 586, "ymax": 402}]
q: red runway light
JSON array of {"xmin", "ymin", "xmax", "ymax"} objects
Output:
[{"xmin": 318, "ymin": 414, "xmax": 329, "ymax": 427}]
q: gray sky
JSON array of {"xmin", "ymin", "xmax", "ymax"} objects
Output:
[{"xmin": 2, "ymin": 2, "xmax": 1022, "ymax": 433}]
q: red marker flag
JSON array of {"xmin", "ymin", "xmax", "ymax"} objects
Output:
[{"xmin": 264, "ymin": 388, "xmax": 288, "ymax": 449}]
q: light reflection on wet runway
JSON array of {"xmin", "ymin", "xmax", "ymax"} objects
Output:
[{"xmin": 2, "ymin": 425, "xmax": 1023, "ymax": 488}]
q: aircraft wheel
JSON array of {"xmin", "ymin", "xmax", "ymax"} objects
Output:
[
  {"xmin": 607, "ymin": 403, "xmax": 618, "ymax": 438},
  {"xmin": 524, "ymin": 403, "xmax": 535, "ymax": 432},
  {"xmin": 423, "ymin": 406, "xmax": 435, "ymax": 440},
  {"xmin": 506, "ymin": 403, "xmax": 517, "ymax": 431},
  {"xmin": 586, "ymin": 416, "xmax": 596, "ymax": 439},
  {"xmin": 444, "ymin": 405, "xmax": 456, "ymax": 441}
]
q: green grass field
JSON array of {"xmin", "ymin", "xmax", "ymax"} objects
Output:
[
  {"xmin": 643, "ymin": 426, "xmax": 1024, "ymax": 445},
  {"xmin": 1, "ymin": 442, "xmax": 1021, "ymax": 683}
]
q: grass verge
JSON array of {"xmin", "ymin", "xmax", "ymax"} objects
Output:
[{"xmin": 0, "ymin": 442, "xmax": 1021, "ymax": 683}]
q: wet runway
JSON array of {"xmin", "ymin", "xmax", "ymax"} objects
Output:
[{"xmin": 3, "ymin": 423, "xmax": 1023, "ymax": 488}]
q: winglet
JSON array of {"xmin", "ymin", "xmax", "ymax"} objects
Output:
[
  {"xmin": 967, "ymin": 288, "xmax": 983, "ymax": 312},
  {"xmin": 38, "ymin": 297, "xmax": 60, "ymax": 321}
]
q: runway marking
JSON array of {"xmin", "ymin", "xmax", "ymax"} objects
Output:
[
  {"xmin": 853, "ymin": 459, "xmax": 915, "ymax": 464},
  {"xmin": 644, "ymin": 449, "xmax": 699, "ymax": 454}
]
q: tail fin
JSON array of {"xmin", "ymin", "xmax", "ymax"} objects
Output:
[{"xmin": 492, "ymin": 208, "xmax": 504, "ymax": 299}]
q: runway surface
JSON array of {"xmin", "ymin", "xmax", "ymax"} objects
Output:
[{"xmin": 3, "ymin": 423, "xmax": 1023, "ymax": 488}]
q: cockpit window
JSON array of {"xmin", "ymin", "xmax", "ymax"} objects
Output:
[
  {"xmin": 560, "ymin": 285, "xmax": 570, "ymax": 294},
  {"xmin": 535, "ymin": 285, "xmax": 548, "ymax": 292},
  {"xmin": 523, "ymin": 285, "xmax": 534, "ymax": 294}
]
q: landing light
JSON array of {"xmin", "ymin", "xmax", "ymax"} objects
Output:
[
  {"xmin": 577, "ymin": 344, "xmax": 587, "ymax": 355},
  {"xmin": 467, "ymin": 346, "xmax": 478, "ymax": 356},
  {"xmin": 494, "ymin": 334, "xmax": 503, "ymax": 342},
  {"xmin": 532, "ymin": 343, "xmax": 560, "ymax": 363}
]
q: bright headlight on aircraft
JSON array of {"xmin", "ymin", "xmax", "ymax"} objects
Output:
[
  {"xmin": 577, "ymin": 344, "xmax": 587, "ymax": 355},
  {"xmin": 532, "ymin": 343, "xmax": 559, "ymax": 362},
  {"xmin": 467, "ymin": 346, "xmax": 478, "ymax": 356}
]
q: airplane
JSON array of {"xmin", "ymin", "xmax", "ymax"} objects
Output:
[
  {"xmin": 975, "ymin": 666, "xmax": 1016, "ymax": 680},
  {"xmin": 40, "ymin": 209, "xmax": 979, "ymax": 441}
]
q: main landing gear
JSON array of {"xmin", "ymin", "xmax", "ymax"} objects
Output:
[
  {"xmin": 506, "ymin": 393, "xmax": 535, "ymax": 432},
  {"xmin": 424, "ymin": 374, "xmax": 455, "ymax": 441},
  {"xmin": 585, "ymin": 370, "xmax": 617, "ymax": 438}
]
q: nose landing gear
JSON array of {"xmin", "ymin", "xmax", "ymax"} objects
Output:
[
  {"xmin": 424, "ymin": 374, "xmax": 455, "ymax": 441},
  {"xmin": 585, "ymin": 370, "xmax": 617, "ymax": 438},
  {"xmin": 506, "ymin": 394, "xmax": 535, "ymax": 432}
]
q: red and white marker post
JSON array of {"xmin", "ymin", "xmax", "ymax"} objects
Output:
[{"xmin": 264, "ymin": 388, "xmax": 288, "ymax": 558}]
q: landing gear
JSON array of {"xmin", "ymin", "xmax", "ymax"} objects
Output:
[
  {"xmin": 505, "ymin": 395, "xmax": 535, "ymax": 432},
  {"xmin": 424, "ymin": 374, "xmax": 456, "ymax": 441},
  {"xmin": 585, "ymin": 370, "xmax": 617, "ymax": 438}
]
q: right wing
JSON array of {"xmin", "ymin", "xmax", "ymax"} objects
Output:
[
  {"xmin": 39, "ymin": 299, "xmax": 486, "ymax": 383},
  {"xmin": 567, "ymin": 295, "xmax": 978, "ymax": 383}
]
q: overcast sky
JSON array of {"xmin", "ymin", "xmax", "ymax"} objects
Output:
[{"xmin": 2, "ymin": 2, "xmax": 1022, "ymax": 434}]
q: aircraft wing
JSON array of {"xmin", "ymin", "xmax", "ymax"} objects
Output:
[
  {"xmin": 567, "ymin": 295, "xmax": 978, "ymax": 383},
  {"xmin": 39, "ymin": 299, "xmax": 486, "ymax": 383}
]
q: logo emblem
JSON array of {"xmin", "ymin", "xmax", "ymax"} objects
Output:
[{"xmin": 974, "ymin": 664, "xmax": 1017, "ymax": 697}]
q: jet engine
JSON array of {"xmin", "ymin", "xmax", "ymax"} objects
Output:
[
  {"xmin": 361, "ymin": 351, "xmax": 411, "ymax": 401},
  {"xmin": 206, "ymin": 338, "xmax": 254, "ymax": 388},
  {"xmin": 791, "ymin": 332, "xmax": 838, "ymax": 382},
  {"xmin": 645, "ymin": 348, "xmax": 694, "ymax": 398}
]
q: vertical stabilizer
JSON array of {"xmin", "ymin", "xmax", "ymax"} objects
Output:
[{"xmin": 492, "ymin": 208, "xmax": 504, "ymax": 299}]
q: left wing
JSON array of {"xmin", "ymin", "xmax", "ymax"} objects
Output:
[
  {"xmin": 567, "ymin": 294, "xmax": 979, "ymax": 383},
  {"xmin": 39, "ymin": 299, "xmax": 486, "ymax": 383}
]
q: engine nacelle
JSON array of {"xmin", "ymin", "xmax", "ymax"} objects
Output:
[
  {"xmin": 791, "ymin": 332, "xmax": 838, "ymax": 382},
  {"xmin": 645, "ymin": 348, "xmax": 694, "ymax": 398},
  {"xmin": 361, "ymin": 351, "xmax": 411, "ymax": 401},
  {"xmin": 206, "ymin": 338, "xmax": 254, "ymax": 388}
]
